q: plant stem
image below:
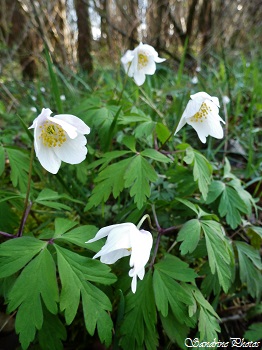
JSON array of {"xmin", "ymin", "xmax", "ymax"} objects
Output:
[
  {"xmin": 149, "ymin": 205, "xmax": 180, "ymax": 268},
  {"xmin": 0, "ymin": 231, "xmax": 15, "ymax": 238},
  {"xmin": 17, "ymin": 145, "xmax": 34, "ymax": 237},
  {"xmin": 149, "ymin": 231, "xmax": 161, "ymax": 269}
]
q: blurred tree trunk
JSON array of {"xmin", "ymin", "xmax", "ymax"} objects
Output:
[
  {"xmin": 0, "ymin": 0, "xmax": 38, "ymax": 79},
  {"xmin": 198, "ymin": 0, "xmax": 213, "ymax": 57},
  {"xmin": 115, "ymin": 0, "xmax": 139, "ymax": 48},
  {"xmin": 74, "ymin": 0, "xmax": 93, "ymax": 72},
  {"xmin": 146, "ymin": 0, "xmax": 166, "ymax": 51}
]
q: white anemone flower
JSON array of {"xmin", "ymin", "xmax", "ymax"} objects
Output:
[
  {"xmin": 29, "ymin": 108, "xmax": 90, "ymax": 174},
  {"xmin": 174, "ymin": 92, "xmax": 225, "ymax": 143},
  {"xmin": 121, "ymin": 42, "xmax": 166, "ymax": 86},
  {"xmin": 86, "ymin": 223, "xmax": 153, "ymax": 293}
]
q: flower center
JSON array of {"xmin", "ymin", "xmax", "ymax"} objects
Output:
[
  {"xmin": 138, "ymin": 52, "xmax": 149, "ymax": 69},
  {"xmin": 190, "ymin": 102, "xmax": 211, "ymax": 123},
  {"xmin": 39, "ymin": 121, "xmax": 67, "ymax": 148}
]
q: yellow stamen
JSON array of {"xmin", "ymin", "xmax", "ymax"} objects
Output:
[
  {"xmin": 39, "ymin": 121, "xmax": 67, "ymax": 148},
  {"xmin": 138, "ymin": 52, "xmax": 149, "ymax": 69},
  {"xmin": 190, "ymin": 102, "xmax": 211, "ymax": 123}
]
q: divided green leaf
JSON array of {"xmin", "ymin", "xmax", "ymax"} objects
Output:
[
  {"xmin": 5, "ymin": 147, "xmax": 30, "ymax": 192},
  {"xmin": 201, "ymin": 220, "xmax": 233, "ymax": 292},
  {"xmin": 184, "ymin": 147, "xmax": 212, "ymax": 200},
  {"xmin": 0, "ymin": 237, "xmax": 47, "ymax": 278},
  {"xmin": 120, "ymin": 273, "xmax": 158, "ymax": 350},
  {"xmin": 7, "ymin": 248, "xmax": 59, "ymax": 349},
  {"xmin": 124, "ymin": 155, "xmax": 158, "ymax": 209},
  {"xmin": 235, "ymin": 241, "xmax": 262, "ymax": 299},
  {"xmin": 177, "ymin": 219, "xmax": 201, "ymax": 255},
  {"xmin": 55, "ymin": 245, "xmax": 116, "ymax": 347}
]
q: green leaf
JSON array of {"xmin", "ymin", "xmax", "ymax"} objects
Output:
[
  {"xmin": 155, "ymin": 122, "xmax": 171, "ymax": 144},
  {"xmin": 5, "ymin": 147, "xmax": 30, "ymax": 192},
  {"xmin": 160, "ymin": 313, "xmax": 188, "ymax": 350},
  {"xmin": 134, "ymin": 121, "xmax": 156, "ymax": 139},
  {"xmin": 201, "ymin": 220, "xmax": 233, "ymax": 292},
  {"xmin": 54, "ymin": 218, "xmax": 78, "ymax": 237},
  {"xmin": 124, "ymin": 155, "xmax": 157, "ymax": 209},
  {"xmin": 177, "ymin": 219, "xmax": 201, "ymax": 255},
  {"xmin": 8, "ymin": 248, "xmax": 59, "ymax": 349},
  {"xmin": 185, "ymin": 284, "xmax": 220, "ymax": 319},
  {"xmin": 38, "ymin": 308, "xmax": 67, "ymax": 350},
  {"xmin": 35, "ymin": 188, "xmax": 79, "ymax": 211},
  {"xmin": 0, "ymin": 145, "xmax": 5, "ymax": 176},
  {"xmin": 85, "ymin": 158, "xmax": 130, "ymax": 210},
  {"xmin": 55, "ymin": 245, "xmax": 116, "ymax": 346},
  {"xmin": 122, "ymin": 135, "xmax": 137, "ymax": 152},
  {"xmin": 55, "ymin": 225, "xmax": 102, "ymax": 251},
  {"xmin": 45, "ymin": 49, "xmax": 62, "ymax": 113},
  {"xmin": 154, "ymin": 254, "xmax": 197, "ymax": 282},
  {"xmin": 206, "ymin": 180, "xmax": 225, "ymax": 204},
  {"xmin": 0, "ymin": 237, "xmax": 47, "ymax": 278},
  {"xmin": 85, "ymin": 105, "xmax": 119, "ymax": 148},
  {"xmin": 175, "ymin": 197, "xmax": 199, "ymax": 215},
  {"xmin": 244, "ymin": 322, "xmax": 262, "ymax": 341},
  {"xmin": 119, "ymin": 109, "xmax": 151, "ymax": 125},
  {"xmin": 199, "ymin": 307, "xmax": 221, "ymax": 342},
  {"xmin": 220, "ymin": 184, "xmax": 248, "ymax": 229},
  {"xmin": 120, "ymin": 273, "xmax": 158, "ymax": 350},
  {"xmin": 140, "ymin": 148, "xmax": 171, "ymax": 163},
  {"xmin": 153, "ymin": 269, "xmax": 194, "ymax": 326},
  {"xmin": 235, "ymin": 241, "xmax": 262, "ymax": 299},
  {"xmin": 184, "ymin": 147, "xmax": 212, "ymax": 200}
]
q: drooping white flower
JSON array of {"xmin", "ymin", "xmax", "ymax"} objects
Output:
[
  {"xmin": 121, "ymin": 42, "xmax": 166, "ymax": 86},
  {"xmin": 174, "ymin": 92, "xmax": 225, "ymax": 143},
  {"xmin": 60, "ymin": 94, "xmax": 66, "ymax": 101},
  {"xmin": 86, "ymin": 223, "xmax": 153, "ymax": 293},
  {"xmin": 29, "ymin": 108, "xmax": 90, "ymax": 174}
]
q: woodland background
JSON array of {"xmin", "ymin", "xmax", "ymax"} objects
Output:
[{"xmin": 1, "ymin": 0, "xmax": 262, "ymax": 82}]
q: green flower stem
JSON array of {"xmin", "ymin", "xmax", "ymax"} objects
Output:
[
  {"xmin": 136, "ymin": 214, "xmax": 154, "ymax": 230},
  {"xmin": 17, "ymin": 145, "xmax": 34, "ymax": 237}
]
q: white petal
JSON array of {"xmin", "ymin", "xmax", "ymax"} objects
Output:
[
  {"xmin": 54, "ymin": 114, "xmax": 91, "ymax": 135},
  {"xmin": 190, "ymin": 123, "xmax": 208, "ymax": 143},
  {"xmin": 133, "ymin": 71, "xmax": 146, "ymax": 86},
  {"xmin": 142, "ymin": 59, "xmax": 156, "ymax": 75},
  {"xmin": 210, "ymin": 96, "xmax": 220, "ymax": 108},
  {"xmin": 86, "ymin": 224, "xmax": 123, "ymax": 243},
  {"xmin": 53, "ymin": 134, "xmax": 87, "ymax": 164},
  {"xmin": 47, "ymin": 116, "xmax": 78, "ymax": 139},
  {"xmin": 35, "ymin": 144, "xmax": 61, "ymax": 173},
  {"xmin": 129, "ymin": 229, "xmax": 153, "ymax": 273},
  {"xmin": 121, "ymin": 50, "xmax": 135, "ymax": 74},
  {"xmin": 99, "ymin": 249, "xmax": 130, "ymax": 264},
  {"xmin": 175, "ymin": 99, "xmax": 200, "ymax": 135},
  {"xmin": 174, "ymin": 115, "xmax": 187, "ymax": 135},
  {"xmin": 91, "ymin": 223, "xmax": 134, "ymax": 262},
  {"xmin": 29, "ymin": 108, "xmax": 52, "ymax": 129},
  {"xmin": 131, "ymin": 275, "xmax": 137, "ymax": 293},
  {"xmin": 190, "ymin": 91, "xmax": 212, "ymax": 102},
  {"xmin": 154, "ymin": 56, "xmax": 166, "ymax": 63}
]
